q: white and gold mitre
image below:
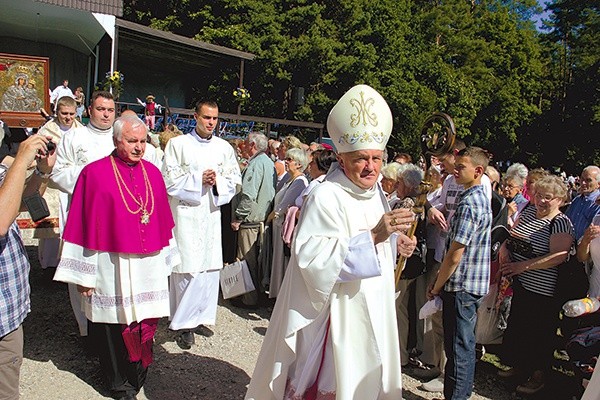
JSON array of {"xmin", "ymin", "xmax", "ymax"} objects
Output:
[{"xmin": 326, "ymin": 84, "xmax": 392, "ymax": 154}]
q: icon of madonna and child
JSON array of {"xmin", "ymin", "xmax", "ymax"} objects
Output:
[{"xmin": 0, "ymin": 61, "xmax": 45, "ymax": 113}]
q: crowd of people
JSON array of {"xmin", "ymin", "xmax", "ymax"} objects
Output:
[{"xmin": 0, "ymin": 83, "xmax": 599, "ymax": 400}]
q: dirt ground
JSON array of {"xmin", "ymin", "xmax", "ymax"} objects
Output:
[{"xmin": 17, "ymin": 243, "xmax": 580, "ymax": 400}]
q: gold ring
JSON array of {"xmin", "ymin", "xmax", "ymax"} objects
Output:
[{"xmin": 391, "ymin": 217, "xmax": 397, "ymax": 226}]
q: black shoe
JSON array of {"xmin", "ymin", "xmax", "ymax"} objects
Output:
[
  {"xmin": 195, "ymin": 324, "xmax": 214, "ymax": 337},
  {"xmin": 113, "ymin": 393, "xmax": 137, "ymax": 400},
  {"xmin": 176, "ymin": 330, "xmax": 195, "ymax": 349},
  {"xmin": 230, "ymin": 297, "xmax": 259, "ymax": 310}
]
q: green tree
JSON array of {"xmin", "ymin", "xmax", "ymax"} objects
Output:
[{"xmin": 529, "ymin": 0, "xmax": 600, "ymax": 172}]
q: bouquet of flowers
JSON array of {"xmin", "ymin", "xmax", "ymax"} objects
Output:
[
  {"xmin": 99, "ymin": 71, "xmax": 124, "ymax": 99},
  {"xmin": 233, "ymin": 87, "xmax": 250, "ymax": 103}
]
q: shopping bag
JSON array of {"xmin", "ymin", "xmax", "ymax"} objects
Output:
[
  {"xmin": 476, "ymin": 282, "xmax": 504, "ymax": 345},
  {"xmin": 220, "ymin": 259, "xmax": 256, "ymax": 299}
]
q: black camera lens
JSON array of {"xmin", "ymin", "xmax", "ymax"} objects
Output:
[{"xmin": 46, "ymin": 141, "xmax": 56, "ymax": 151}]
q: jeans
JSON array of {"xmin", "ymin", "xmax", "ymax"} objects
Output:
[{"xmin": 442, "ymin": 290, "xmax": 483, "ymax": 400}]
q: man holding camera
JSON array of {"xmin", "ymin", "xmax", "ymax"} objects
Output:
[
  {"xmin": 36, "ymin": 96, "xmax": 83, "ymax": 270},
  {"xmin": 0, "ymin": 134, "xmax": 55, "ymax": 399}
]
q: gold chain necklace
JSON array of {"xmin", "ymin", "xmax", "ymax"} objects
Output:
[{"xmin": 110, "ymin": 156, "xmax": 155, "ymax": 224}]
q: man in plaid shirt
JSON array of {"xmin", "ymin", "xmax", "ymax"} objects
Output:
[
  {"xmin": 0, "ymin": 133, "xmax": 55, "ymax": 399},
  {"xmin": 428, "ymin": 147, "xmax": 492, "ymax": 400}
]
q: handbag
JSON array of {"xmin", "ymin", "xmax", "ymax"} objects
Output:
[
  {"xmin": 220, "ymin": 259, "xmax": 256, "ymax": 299},
  {"xmin": 550, "ymin": 217, "xmax": 589, "ymax": 305}
]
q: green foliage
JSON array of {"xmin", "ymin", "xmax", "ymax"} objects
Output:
[{"xmin": 122, "ymin": 0, "xmax": 597, "ymax": 169}]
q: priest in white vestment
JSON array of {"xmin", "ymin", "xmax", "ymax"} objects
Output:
[
  {"xmin": 246, "ymin": 85, "xmax": 417, "ymax": 400},
  {"xmin": 162, "ymin": 100, "xmax": 241, "ymax": 349}
]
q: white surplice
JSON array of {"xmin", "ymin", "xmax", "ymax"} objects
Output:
[
  {"xmin": 246, "ymin": 164, "xmax": 402, "ymax": 400},
  {"xmin": 162, "ymin": 131, "xmax": 241, "ymax": 329},
  {"xmin": 54, "ymin": 240, "xmax": 179, "ymax": 324}
]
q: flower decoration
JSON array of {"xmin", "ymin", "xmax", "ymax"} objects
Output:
[
  {"xmin": 98, "ymin": 70, "xmax": 125, "ymax": 99},
  {"xmin": 233, "ymin": 87, "xmax": 250, "ymax": 103}
]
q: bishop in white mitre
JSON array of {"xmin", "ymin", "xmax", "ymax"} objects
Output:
[
  {"xmin": 245, "ymin": 85, "xmax": 417, "ymax": 400},
  {"xmin": 162, "ymin": 100, "xmax": 241, "ymax": 348}
]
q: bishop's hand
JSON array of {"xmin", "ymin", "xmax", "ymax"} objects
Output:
[{"xmin": 371, "ymin": 208, "xmax": 414, "ymax": 245}]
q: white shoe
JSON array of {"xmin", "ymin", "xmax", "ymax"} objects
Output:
[{"xmin": 421, "ymin": 376, "xmax": 444, "ymax": 392}]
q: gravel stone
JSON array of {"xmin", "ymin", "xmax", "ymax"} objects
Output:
[{"xmin": 20, "ymin": 242, "xmax": 517, "ymax": 399}]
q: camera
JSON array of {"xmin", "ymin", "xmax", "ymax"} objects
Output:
[
  {"xmin": 46, "ymin": 140, "xmax": 56, "ymax": 152},
  {"xmin": 23, "ymin": 192, "xmax": 50, "ymax": 222}
]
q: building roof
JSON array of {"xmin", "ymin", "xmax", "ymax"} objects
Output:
[
  {"xmin": 1, "ymin": 0, "xmax": 255, "ymax": 66},
  {"xmin": 35, "ymin": 0, "xmax": 123, "ymax": 16},
  {"xmin": 116, "ymin": 19, "xmax": 254, "ymax": 64}
]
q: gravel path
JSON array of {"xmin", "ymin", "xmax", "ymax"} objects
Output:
[{"xmin": 20, "ymin": 243, "xmax": 521, "ymax": 400}]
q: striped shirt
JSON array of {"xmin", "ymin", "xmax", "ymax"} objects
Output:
[
  {"xmin": 445, "ymin": 184, "xmax": 492, "ymax": 296},
  {"xmin": 510, "ymin": 204, "xmax": 574, "ymax": 297},
  {"xmin": 0, "ymin": 166, "xmax": 31, "ymax": 337}
]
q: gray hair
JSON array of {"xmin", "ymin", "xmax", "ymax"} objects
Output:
[
  {"xmin": 399, "ymin": 163, "xmax": 424, "ymax": 191},
  {"xmin": 113, "ymin": 115, "xmax": 147, "ymax": 140},
  {"xmin": 248, "ymin": 132, "xmax": 268, "ymax": 153},
  {"xmin": 286, "ymin": 147, "xmax": 309, "ymax": 171},
  {"xmin": 506, "ymin": 163, "xmax": 528, "ymax": 184},
  {"xmin": 381, "ymin": 162, "xmax": 402, "ymax": 181},
  {"xmin": 582, "ymin": 165, "xmax": 600, "ymax": 183}
]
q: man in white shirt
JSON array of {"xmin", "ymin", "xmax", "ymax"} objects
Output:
[{"xmin": 50, "ymin": 79, "xmax": 74, "ymax": 113}]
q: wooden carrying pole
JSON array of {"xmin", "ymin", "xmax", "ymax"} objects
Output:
[{"xmin": 394, "ymin": 112, "xmax": 456, "ymax": 289}]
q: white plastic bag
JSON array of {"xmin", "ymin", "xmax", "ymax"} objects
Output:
[
  {"xmin": 419, "ymin": 296, "xmax": 443, "ymax": 320},
  {"xmin": 475, "ymin": 283, "xmax": 503, "ymax": 345},
  {"xmin": 220, "ymin": 259, "xmax": 255, "ymax": 299}
]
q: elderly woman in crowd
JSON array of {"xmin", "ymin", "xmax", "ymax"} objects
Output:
[
  {"xmin": 506, "ymin": 162, "xmax": 529, "ymax": 200},
  {"xmin": 381, "ymin": 161, "xmax": 402, "ymax": 203},
  {"xmin": 502, "ymin": 173, "xmax": 528, "ymax": 226},
  {"xmin": 268, "ymin": 147, "xmax": 309, "ymax": 298},
  {"xmin": 275, "ymin": 135, "xmax": 303, "ymax": 191},
  {"xmin": 524, "ymin": 168, "xmax": 548, "ymax": 203},
  {"xmin": 390, "ymin": 164, "xmax": 428, "ymax": 367},
  {"xmin": 498, "ymin": 175, "xmax": 574, "ymax": 395},
  {"xmin": 296, "ymin": 149, "xmax": 336, "ymax": 207}
]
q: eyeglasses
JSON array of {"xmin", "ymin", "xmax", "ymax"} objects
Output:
[
  {"xmin": 502, "ymin": 184, "xmax": 521, "ymax": 190},
  {"xmin": 534, "ymin": 193, "xmax": 558, "ymax": 202}
]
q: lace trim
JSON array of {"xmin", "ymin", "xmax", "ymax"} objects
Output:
[
  {"xmin": 87, "ymin": 289, "xmax": 169, "ymax": 309},
  {"xmin": 163, "ymin": 163, "xmax": 190, "ymax": 184},
  {"xmin": 166, "ymin": 245, "xmax": 180, "ymax": 268},
  {"xmin": 58, "ymin": 258, "xmax": 97, "ymax": 275}
]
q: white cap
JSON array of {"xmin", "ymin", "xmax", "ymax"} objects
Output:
[{"xmin": 326, "ymin": 84, "xmax": 392, "ymax": 154}]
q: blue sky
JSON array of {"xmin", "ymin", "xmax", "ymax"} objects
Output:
[{"xmin": 532, "ymin": 0, "xmax": 552, "ymax": 29}]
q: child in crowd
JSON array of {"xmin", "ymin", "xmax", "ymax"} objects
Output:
[{"xmin": 428, "ymin": 146, "xmax": 492, "ymax": 400}]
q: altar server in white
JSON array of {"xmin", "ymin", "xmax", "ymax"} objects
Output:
[
  {"xmin": 246, "ymin": 84, "xmax": 417, "ymax": 400},
  {"xmin": 162, "ymin": 100, "xmax": 241, "ymax": 349}
]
